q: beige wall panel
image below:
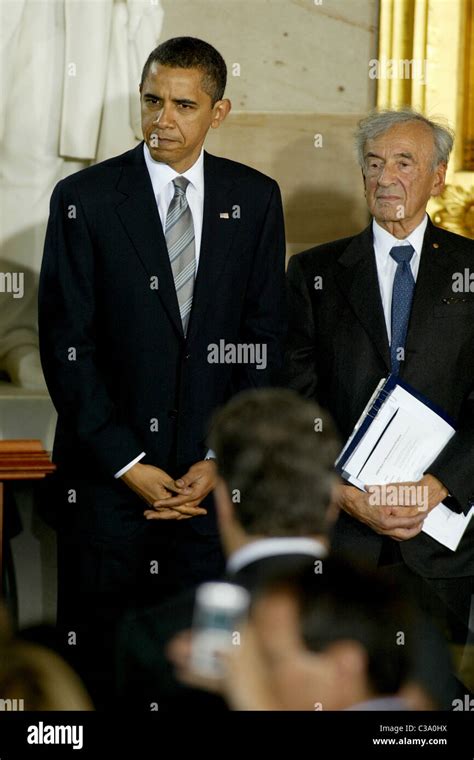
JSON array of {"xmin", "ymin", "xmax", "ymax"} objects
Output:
[
  {"xmin": 206, "ymin": 112, "xmax": 370, "ymax": 252},
  {"xmin": 159, "ymin": 0, "xmax": 378, "ymax": 113}
]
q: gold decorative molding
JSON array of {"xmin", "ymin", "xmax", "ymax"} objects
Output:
[
  {"xmin": 463, "ymin": 0, "xmax": 474, "ymax": 170},
  {"xmin": 432, "ymin": 184, "xmax": 474, "ymax": 239},
  {"xmin": 377, "ymin": 0, "xmax": 474, "ymax": 231}
]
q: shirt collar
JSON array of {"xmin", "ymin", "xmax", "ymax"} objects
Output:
[
  {"xmin": 227, "ymin": 537, "xmax": 327, "ymax": 575},
  {"xmin": 143, "ymin": 142, "xmax": 205, "ymax": 198},
  {"xmin": 372, "ymin": 213, "xmax": 428, "ymax": 259}
]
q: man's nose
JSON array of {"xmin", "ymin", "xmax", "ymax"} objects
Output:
[
  {"xmin": 154, "ymin": 104, "xmax": 174, "ymax": 127},
  {"xmin": 377, "ymin": 164, "xmax": 398, "ymax": 186}
]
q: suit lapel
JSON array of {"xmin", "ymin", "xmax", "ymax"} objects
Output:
[
  {"xmin": 335, "ymin": 224, "xmax": 391, "ymax": 370},
  {"xmin": 405, "ymin": 219, "xmax": 459, "ymax": 358},
  {"xmin": 186, "ymin": 152, "xmax": 238, "ymax": 343},
  {"xmin": 115, "ymin": 143, "xmax": 184, "ymax": 339}
]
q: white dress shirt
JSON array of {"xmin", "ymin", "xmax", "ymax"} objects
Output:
[
  {"xmin": 114, "ymin": 144, "xmax": 206, "ymax": 479},
  {"xmin": 226, "ymin": 537, "xmax": 327, "ymax": 575},
  {"xmin": 142, "ymin": 142, "xmax": 205, "ymax": 266},
  {"xmin": 372, "ymin": 213, "xmax": 428, "ymax": 343}
]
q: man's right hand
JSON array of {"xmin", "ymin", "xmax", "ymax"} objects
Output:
[
  {"xmin": 120, "ymin": 462, "xmax": 207, "ymax": 519},
  {"xmin": 336, "ymin": 484, "xmax": 426, "ymax": 541}
]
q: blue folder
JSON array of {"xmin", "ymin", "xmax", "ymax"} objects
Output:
[{"xmin": 335, "ymin": 374, "xmax": 456, "ymax": 481}]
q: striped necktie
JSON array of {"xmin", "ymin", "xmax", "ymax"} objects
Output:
[
  {"xmin": 165, "ymin": 176, "xmax": 196, "ymax": 335},
  {"xmin": 390, "ymin": 244, "xmax": 415, "ymax": 374}
]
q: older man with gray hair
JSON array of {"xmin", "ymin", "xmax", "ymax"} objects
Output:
[{"xmin": 285, "ymin": 108, "xmax": 474, "ymax": 676}]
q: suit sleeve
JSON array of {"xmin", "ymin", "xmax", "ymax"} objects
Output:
[
  {"xmin": 283, "ymin": 255, "xmax": 318, "ymax": 398},
  {"xmin": 426, "ymin": 388, "xmax": 474, "ymax": 514},
  {"xmin": 233, "ymin": 180, "xmax": 287, "ymax": 389},
  {"xmin": 39, "ymin": 181, "xmax": 145, "ymax": 476}
]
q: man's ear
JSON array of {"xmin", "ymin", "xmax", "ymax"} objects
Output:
[
  {"xmin": 430, "ymin": 161, "xmax": 447, "ymax": 198},
  {"xmin": 210, "ymin": 99, "xmax": 232, "ymax": 130}
]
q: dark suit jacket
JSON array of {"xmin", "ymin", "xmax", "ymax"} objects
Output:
[
  {"xmin": 116, "ymin": 549, "xmax": 458, "ymax": 711},
  {"xmin": 116, "ymin": 550, "xmax": 322, "ymax": 710},
  {"xmin": 38, "ymin": 143, "xmax": 286, "ymax": 536},
  {"xmin": 285, "ymin": 219, "xmax": 474, "ymax": 577}
]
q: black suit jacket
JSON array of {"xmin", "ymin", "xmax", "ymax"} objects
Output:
[
  {"xmin": 285, "ymin": 220, "xmax": 474, "ymax": 577},
  {"xmin": 116, "ymin": 549, "xmax": 458, "ymax": 711},
  {"xmin": 39, "ymin": 144, "xmax": 286, "ymax": 536},
  {"xmin": 116, "ymin": 550, "xmax": 322, "ymax": 710}
]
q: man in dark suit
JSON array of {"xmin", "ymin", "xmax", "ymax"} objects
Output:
[
  {"xmin": 116, "ymin": 388, "xmax": 340, "ymax": 710},
  {"xmin": 285, "ymin": 109, "xmax": 474, "ymax": 668},
  {"xmin": 38, "ymin": 37, "xmax": 286, "ymax": 704},
  {"xmin": 168, "ymin": 556, "xmax": 418, "ymax": 711}
]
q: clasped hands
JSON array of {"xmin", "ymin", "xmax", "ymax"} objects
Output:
[
  {"xmin": 121, "ymin": 460, "xmax": 217, "ymax": 521},
  {"xmin": 336, "ymin": 473, "xmax": 449, "ymax": 541}
]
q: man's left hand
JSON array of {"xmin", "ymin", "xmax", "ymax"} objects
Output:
[
  {"xmin": 366, "ymin": 474, "xmax": 448, "ymax": 514},
  {"xmin": 420, "ymin": 473, "xmax": 449, "ymax": 510},
  {"xmin": 144, "ymin": 460, "xmax": 217, "ymax": 520}
]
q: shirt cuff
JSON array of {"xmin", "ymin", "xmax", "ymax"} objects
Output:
[
  {"xmin": 205, "ymin": 449, "xmax": 216, "ymax": 460},
  {"xmin": 114, "ymin": 452, "xmax": 146, "ymax": 479}
]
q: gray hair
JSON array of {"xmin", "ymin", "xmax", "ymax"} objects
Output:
[{"xmin": 355, "ymin": 108, "xmax": 454, "ymax": 170}]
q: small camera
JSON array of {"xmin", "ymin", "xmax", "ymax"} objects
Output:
[{"xmin": 190, "ymin": 582, "xmax": 250, "ymax": 678}]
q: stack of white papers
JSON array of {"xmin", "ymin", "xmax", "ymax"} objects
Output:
[
  {"xmin": 422, "ymin": 503, "xmax": 474, "ymax": 552},
  {"xmin": 336, "ymin": 376, "xmax": 473, "ymax": 551}
]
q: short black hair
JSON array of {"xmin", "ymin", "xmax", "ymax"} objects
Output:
[
  {"xmin": 140, "ymin": 37, "xmax": 227, "ymax": 104},
  {"xmin": 208, "ymin": 388, "xmax": 340, "ymax": 536},
  {"xmin": 260, "ymin": 556, "xmax": 416, "ymax": 696}
]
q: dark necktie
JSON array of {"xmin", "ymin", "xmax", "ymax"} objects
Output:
[
  {"xmin": 165, "ymin": 176, "xmax": 196, "ymax": 335},
  {"xmin": 389, "ymin": 244, "xmax": 415, "ymax": 374}
]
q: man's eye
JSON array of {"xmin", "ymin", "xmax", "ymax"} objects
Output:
[{"xmin": 179, "ymin": 104, "xmax": 192, "ymax": 109}]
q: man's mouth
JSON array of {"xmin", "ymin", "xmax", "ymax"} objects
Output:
[{"xmin": 151, "ymin": 136, "xmax": 177, "ymax": 145}]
